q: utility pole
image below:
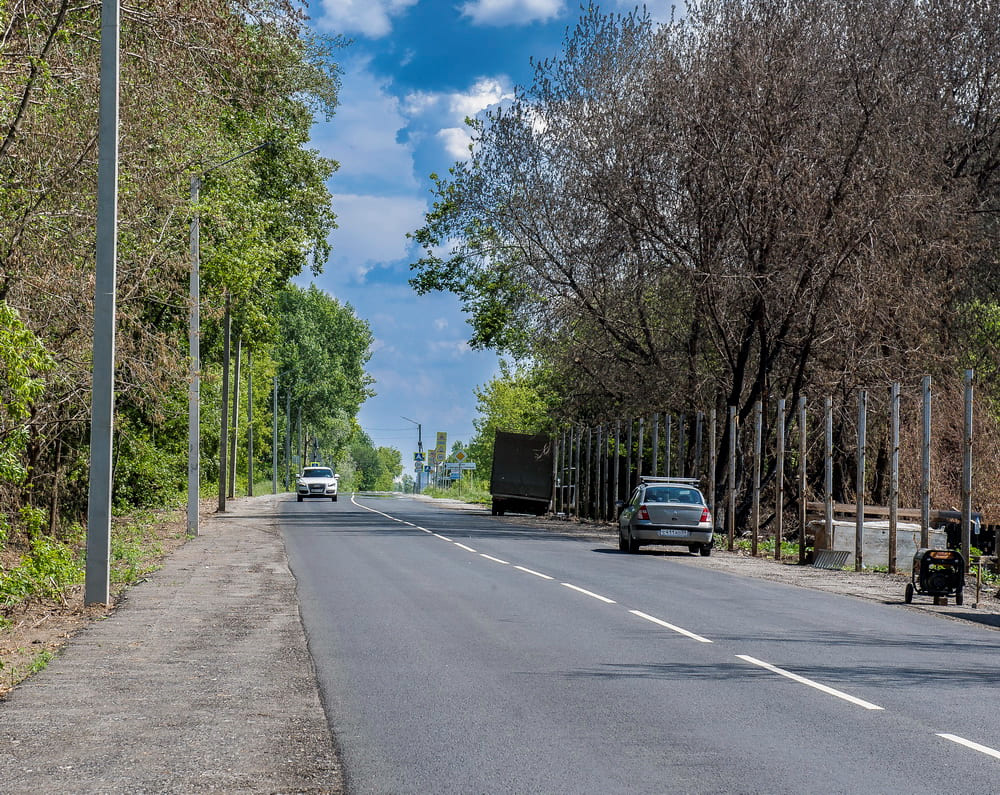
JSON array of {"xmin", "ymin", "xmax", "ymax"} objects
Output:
[
  {"xmin": 272, "ymin": 376, "xmax": 278, "ymax": 495},
  {"xmin": 218, "ymin": 291, "xmax": 230, "ymax": 513},
  {"xmin": 85, "ymin": 0, "xmax": 119, "ymax": 606},
  {"xmin": 246, "ymin": 348, "xmax": 253, "ymax": 497},
  {"xmin": 284, "ymin": 388, "xmax": 291, "ymax": 489},
  {"xmin": 228, "ymin": 335, "xmax": 241, "ymax": 499},
  {"xmin": 402, "ymin": 416, "xmax": 423, "ymax": 492}
]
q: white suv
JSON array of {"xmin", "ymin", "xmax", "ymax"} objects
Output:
[{"xmin": 296, "ymin": 467, "xmax": 339, "ymax": 502}]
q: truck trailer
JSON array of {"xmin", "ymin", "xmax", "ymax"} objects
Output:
[{"xmin": 489, "ymin": 431, "xmax": 554, "ymax": 516}]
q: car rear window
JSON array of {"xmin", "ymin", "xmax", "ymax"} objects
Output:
[
  {"xmin": 303, "ymin": 468, "xmax": 333, "ymax": 478},
  {"xmin": 646, "ymin": 487, "xmax": 702, "ymax": 504}
]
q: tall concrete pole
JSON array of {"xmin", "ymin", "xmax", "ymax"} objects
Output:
[
  {"xmin": 246, "ymin": 348, "xmax": 253, "ymax": 497},
  {"xmin": 272, "ymin": 376, "xmax": 278, "ymax": 495},
  {"xmin": 85, "ymin": 0, "xmax": 119, "ymax": 606},
  {"xmin": 889, "ymin": 383, "xmax": 900, "ymax": 573},
  {"xmin": 187, "ymin": 176, "xmax": 201, "ymax": 536},
  {"xmin": 218, "ymin": 292, "xmax": 230, "ymax": 513},
  {"xmin": 776, "ymin": 399, "xmax": 785, "ymax": 561},
  {"xmin": 228, "ymin": 336, "xmax": 241, "ymax": 498}
]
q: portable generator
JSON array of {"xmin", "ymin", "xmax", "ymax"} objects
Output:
[{"xmin": 905, "ymin": 548, "xmax": 965, "ymax": 606}]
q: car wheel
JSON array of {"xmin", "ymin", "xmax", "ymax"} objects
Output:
[
  {"xmin": 627, "ymin": 528, "xmax": 640, "ymax": 554},
  {"xmin": 904, "ymin": 582, "xmax": 913, "ymax": 604},
  {"xmin": 618, "ymin": 529, "xmax": 628, "ymax": 552},
  {"xmin": 297, "ymin": 495, "xmax": 303, "ymax": 502},
  {"xmin": 700, "ymin": 543, "xmax": 712, "ymax": 557},
  {"xmin": 956, "ymin": 589, "xmax": 963, "ymax": 606}
]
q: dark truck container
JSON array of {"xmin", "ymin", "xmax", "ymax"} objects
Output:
[{"xmin": 490, "ymin": 431, "xmax": 553, "ymax": 516}]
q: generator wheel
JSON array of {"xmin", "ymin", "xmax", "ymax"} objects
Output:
[
  {"xmin": 904, "ymin": 583, "xmax": 913, "ymax": 604},
  {"xmin": 956, "ymin": 589, "xmax": 963, "ymax": 606}
]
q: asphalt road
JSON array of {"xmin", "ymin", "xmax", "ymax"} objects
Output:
[{"xmin": 280, "ymin": 494, "xmax": 1000, "ymax": 794}]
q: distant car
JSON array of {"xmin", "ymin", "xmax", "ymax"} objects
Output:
[
  {"xmin": 296, "ymin": 467, "xmax": 339, "ymax": 502},
  {"xmin": 618, "ymin": 477, "xmax": 713, "ymax": 555}
]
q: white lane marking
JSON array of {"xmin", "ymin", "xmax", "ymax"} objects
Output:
[
  {"xmin": 454, "ymin": 542, "xmax": 477, "ymax": 553},
  {"xmin": 562, "ymin": 583, "xmax": 616, "ymax": 604},
  {"xmin": 736, "ymin": 655, "xmax": 883, "ymax": 711},
  {"xmin": 630, "ymin": 610, "xmax": 713, "ymax": 643},
  {"xmin": 515, "ymin": 566, "xmax": 554, "ymax": 580},
  {"xmin": 350, "ymin": 497, "xmax": 432, "ymax": 533},
  {"xmin": 481, "ymin": 554, "xmax": 509, "ymax": 565},
  {"xmin": 937, "ymin": 734, "xmax": 1000, "ymax": 760},
  {"xmin": 433, "ymin": 533, "xmax": 453, "ymax": 542}
]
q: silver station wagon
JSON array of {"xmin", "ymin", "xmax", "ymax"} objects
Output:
[{"xmin": 618, "ymin": 477, "xmax": 714, "ymax": 556}]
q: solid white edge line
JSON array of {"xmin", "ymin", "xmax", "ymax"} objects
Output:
[
  {"xmin": 629, "ymin": 610, "xmax": 713, "ymax": 643},
  {"xmin": 481, "ymin": 554, "xmax": 509, "ymax": 565},
  {"xmin": 736, "ymin": 655, "xmax": 883, "ymax": 711},
  {"xmin": 562, "ymin": 583, "xmax": 616, "ymax": 604},
  {"xmin": 515, "ymin": 566, "xmax": 554, "ymax": 580},
  {"xmin": 433, "ymin": 533, "xmax": 453, "ymax": 542},
  {"xmin": 454, "ymin": 542, "xmax": 477, "ymax": 553},
  {"xmin": 938, "ymin": 734, "xmax": 1000, "ymax": 760}
]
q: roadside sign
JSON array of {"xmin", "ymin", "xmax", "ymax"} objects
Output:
[
  {"xmin": 446, "ymin": 462, "xmax": 477, "ymax": 471},
  {"xmin": 454, "ymin": 450, "xmax": 467, "ymax": 462},
  {"xmin": 414, "ymin": 452, "xmax": 424, "ymax": 462},
  {"xmin": 449, "ymin": 472, "xmax": 461, "ymax": 480}
]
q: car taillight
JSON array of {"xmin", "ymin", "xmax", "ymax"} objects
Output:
[
  {"xmin": 638, "ymin": 505, "xmax": 650, "ymax": 520},
  {"xmin": 700, "ymin": 507, "xmax": 711, "ymax": 523}
]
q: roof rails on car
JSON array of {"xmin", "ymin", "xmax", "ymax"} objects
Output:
[{"xmin": 639, "ymin": 476, "xmax": 701, "ymax": 485}]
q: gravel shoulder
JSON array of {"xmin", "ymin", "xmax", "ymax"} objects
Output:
[{"xmin": 0, "ymin": 494, "xmax": 341, "ymax": 794}]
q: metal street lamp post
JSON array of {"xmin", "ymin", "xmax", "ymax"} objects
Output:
[
  {"xmin": 188, "ymin": 141, "xmax": 272, "ymax": 529},
  {"xmin": 402, "ymin": 416, "xmax": 423, "ymax": 492}
]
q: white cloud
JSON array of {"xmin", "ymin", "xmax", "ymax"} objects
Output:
[
  {"xmin": 437, "ymin": 127, "xmax": 473, "ymax": 159},
  {"xmin": 310, "ymin": 59, "xmax": 418, "ymax": 194},
  {"xmin": 405, "ymin": 77, "xmax": 514, "ymax": 161},
  {"xmin": 433, "ymin": 318, "xmax": 449, "ymax": 331},
  {"xmin": 448, "ymin": 77, "xmax": 515, "ymax": 116},
  {"xmin": 316, "ymin": 0, "xmax": 418, "ymax": 38},
  {"xmin": 460, "ymin": 0, "xmax": 564, "ymax": 26},
  {"xmin": 328, "ymin": 194, "xmax": 427, "ymax": 280}
]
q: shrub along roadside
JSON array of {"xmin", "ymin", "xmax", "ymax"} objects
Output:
[{"xmin": 0, "ymin": 504, "xmax": 190, "ymax": 693}]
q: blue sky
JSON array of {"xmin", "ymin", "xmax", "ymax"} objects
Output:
[{"xmin": 303, "ymin": 0, "xmax": 672, "ymax": 475}]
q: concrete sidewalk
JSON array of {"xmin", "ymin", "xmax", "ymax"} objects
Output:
[{"xmin": 0, "ymin": 494, "xmax": 341, "ymax": 794}]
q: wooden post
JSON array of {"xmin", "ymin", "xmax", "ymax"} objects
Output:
[
  {"xmin": 856, "ymin": 389, "xmax": 867, "ymax": 572},
  {"xmin": 825, "ymin": 397, "xmax": 833, "ymax": 552},
  {"xmin": 921, "ymin": 375, "xmax": 931, "ymax": 548},
  {"xmin": 651, "ymin": 414, "xmax": 659, "ymax": 476},
  {"xmin": 962, "ymin": 370, "xmax": 974, "ymax": 569},
  {"xmin": 728, "ymin": 406, "xmax": 737, "ymax": 552},
  {"xmin": 678, "ymin": 414, "xmax": 687, "ymax": 478},
  {"xmin": 798, "ymin": 397, "xmax": 807, "ymax": 565},
  {"xmin": 889, "ymin": 383, "xmax": 899, "ymax": 573},
  {"xmin": 776, "ymin": 399, "xmax": 785, "ymax": 561},
  {"xmin": 752, "ymin": 401, "xmax": 762, "ymax": 557},
  {"xmin": 665, "ymin": 414, "xmax": 673, "ymax": 477},
  {"xmin": 708, "ymin": 406, "xmax": 717, "ymax": 520}
]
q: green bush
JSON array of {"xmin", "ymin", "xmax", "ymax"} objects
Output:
[{"xmin": 0, "ymin": 535, "xmax": 84, "ymax": 609}]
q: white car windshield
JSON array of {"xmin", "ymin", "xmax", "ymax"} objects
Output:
[{"xmin": 303, "ymin": 468, "xmax": 334, "ymax": 479}]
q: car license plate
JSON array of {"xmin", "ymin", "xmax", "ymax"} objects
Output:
[{"xmin": 658, "ymin": 529, "xmax": 689, "ymax": 538}]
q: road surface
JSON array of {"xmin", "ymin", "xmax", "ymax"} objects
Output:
[{"xmin": 280, "ymin": 494, "xmax": 1000, "ymax": 794}]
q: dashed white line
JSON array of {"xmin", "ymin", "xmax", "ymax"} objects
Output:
[
  {"xmin": 432, "ymin": 533, "xmax": 453, "ymax": 542},
  {"xmin": 937, "ymin": 734, "xmax": 1000, "ymax": 759},
  {"xmin": 630, "ymin": 610, "xmax": 713, "ymax": 643},
  {"xmin": 481, "ymin": 554, "xmax": 509, "ymax": 565},
  {"xmin": 562, "ymin": 583, "xmax": 616, "ymax": 604},
  {"xmin": 454, "ymin": 542, "xmax": 477, "ymax": 553},
  {"xmin": 736, "ymin": 655, "xmax": 883, "ymax": 710},
  {"xmin": 515, "ymin": 565, "xmax": 554, "ymax": 580}
]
